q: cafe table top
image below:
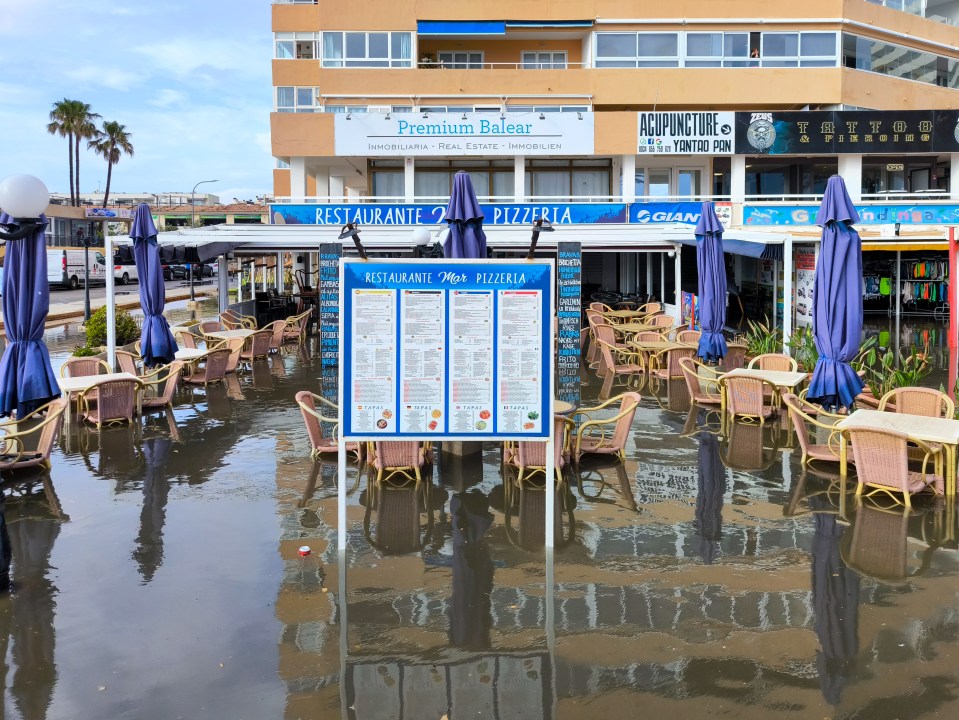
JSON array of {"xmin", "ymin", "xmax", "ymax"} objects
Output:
[
  {"xmin": 837, "ymin": 408, "xmax": 959, "ymax": 446},
  {"xmin": 174, "ymin": 348, "xmax": 208, "ymax": 361},
  {"xmin": 723, "ymin": 367, "xmax": 808, "ymax": 389},
  {"xmin": 205, "ymin": 329, "xmax": 255, "ymax": 340},
  {"xmin": 57, "ymin": 372, "xmax": 140, "ymax": 393}
]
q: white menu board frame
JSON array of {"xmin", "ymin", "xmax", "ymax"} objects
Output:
[{"xmin": 339, "ymin": 258, "xmax": 554, "ymax": 441}]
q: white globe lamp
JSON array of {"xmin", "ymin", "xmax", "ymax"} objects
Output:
[
  {"xmin": 0, "ymin": 174, "xmax": 49, "ymax": 219},
  {"xmin": 412, "ymin": 227, "xmax": 432, "ymax": 246}
]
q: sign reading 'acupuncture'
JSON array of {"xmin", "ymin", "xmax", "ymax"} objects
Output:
[
  {"xmin": 334, "ymin": 112, "xmax": 594, "ymax": 157},
  {"xmin": 341, "ymin": 259, "xmax": 553, "ymax": 440}
]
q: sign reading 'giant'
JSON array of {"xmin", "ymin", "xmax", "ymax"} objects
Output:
[
  {"xmin": 637, "ymin": 111, "xmax": 735, "ymax": 155},
  {"xmin": 335, "ymin": 112, "xmax": 594, "ymax": 157}
]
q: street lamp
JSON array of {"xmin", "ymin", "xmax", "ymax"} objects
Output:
[
  {"xmin": 0, "ymin": 174, "xmax": 49, "ymax": 242},
  {"xmin": 191, "ymin": 179, "xmax": 217, "ymax": 228}
]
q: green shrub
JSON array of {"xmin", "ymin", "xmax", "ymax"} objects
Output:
[
  {"xmin": 84, "ymin": 306, "xmax": 140, "ymax": 347},
  {"xmin": 853, "ymin": 335, "xmax": 931, "ymax": 398},
  {"xmin": 71, "ymin": 345, "xmax": 101, "ymax": 357},
  {"xmin": 740, "ymin": 316, "xmax": 782, "ymax": 358},
  {"xmin": 785, "ymin": 326, "xmax": 819, "ymax": 373}
]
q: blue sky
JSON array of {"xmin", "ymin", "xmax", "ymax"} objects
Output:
[{"xmin": 0, "ymin": 0, "xmax": 273, "ymax": 204}]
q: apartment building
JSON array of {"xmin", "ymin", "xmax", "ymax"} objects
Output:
[{"xmin": 270, "ymin": 0, "xmax": 959, "ymax": 321}]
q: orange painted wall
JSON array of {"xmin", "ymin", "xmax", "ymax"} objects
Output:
[
  {"xmin": 273, "ymin": 169, "xmax": 291, "ymax": 197},
  {"xmin": 271, "ymin": 113, "xmax": 336, "ymax": 157}
]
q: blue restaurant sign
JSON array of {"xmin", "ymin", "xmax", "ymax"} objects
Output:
[
  {"xmin": 272, "ymin": 202, "xmax": 627, "ymax": 226},
  {"xmin": 744, "ymin": 203, "xmax": 959, "ymax": 226},
  {"xmin": 629, "ymin": 202, "xmax": 703, "ymax": 225}
]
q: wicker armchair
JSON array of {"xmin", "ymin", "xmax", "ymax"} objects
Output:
[
  {"xmin": 720, "ymin": 374, "xmax": 778, "ymax": 424},
  {"xmin": 569, "ymin": 393, "xmax": 641, "ymax": 462},
  {"xmin": 78, "ymin": 378, "xmax": 142, "ymax": 428},
  {"xmin": 844, "ymin": 426, "xmax": 943, "ymax": 508},
  {"xmin": 637, "ymin": 302, "xmax": 662, "ymax": 316},
  {"xmin": 878, "ymin": 387, "xmax": 954, "ymax": 418},
  {"xmin": 781, "ymin": 392, "xmax": 845, "ymax": 465},
  {"xmin": 649, "ymin": 346, "xmax": 696, "ymax": 380},
  {"xmin": 679, "ymin": 357, "xmax": 722, "ymax": 407},
  {"xmin": 266, "ymin": 320, "xmax": 287, "ymax": 353},
  {"xmin": 508, "ymin": 415, "xmax": 569, "ymax": 485},
  {"xmin": 115, "ymin": 350, "xmax": 141, "ymax": 376},
  {"xmin": 60, "ymin": 357, "xmax": 110, "ymax": 378},
  {"xmin": 648, "ymin": 314, "xmax": 674, "ymax": 331},
  {"xmin": 140, "ymin": 361, "xmax": 184, "ymax": 410},
  {"xmin": 199, "ymin": 320, "xmax": 225, "ymax": 335},
  {"xmin": 295, "ymin": 391, "xmax": 362, "ymax": 460},
  {"xmin": 370, "ymin": 441, "xmax": 425, "ymax": 485},
  {"xmin": 722, "ymin": 345, "xmax": 747, "ymax": 371},
  {"xmin": 676, "ymin": 329, "xmax": 701, "ymax": 344},
  {"xmin": 240, "ymin": 330, "xmax": 273, "ymax": 363},
  {"xmin": 0, "ymin": 399, "xmax": 67, "ymax": 470},
  {"xmin": 283, "ymin": 310, "xmax": 313, "ymax": 344},
  {"xmin": 747, "ymin": 353, "xmax": 798, "ymax": 372},
  {"xmin": 595, "ymin": 326, "xmax": 645, "ymax": 384},
  {"xmin": 182, "ymin": 348, "xmax": 231, "ymax": 386}
]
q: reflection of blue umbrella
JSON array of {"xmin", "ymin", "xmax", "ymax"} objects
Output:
[
  {"xmin": 444, "ymin": 171, "xmax": 486, "ymax": 258},
  {"xmin": 0, "ymin": 212, "xmax": 60, "ymax": 416},
  {"xmin": 694, "ymin": 431, "xmax": 725, "ymax": 564},
  {"xmin": 810, "ymin": 497, "xmax": 859, "ymax": 705},
  {"xmin": 449, "ymin": 490, "xmax": 494, "ymax": 649},
  {"xmin": 806, "ymin": 176, "xmax": 865, "ymax": 410},
  {"xmin": 133, "ymin": 435, "xmax": 173, "ymax": 583},
  {"xmin": 694, "ymin": 202, "xmax": 728, "ymax": 362},
  {"xmin": 130, "ymin": 204, "xmax": 177, "ymax": 367}
]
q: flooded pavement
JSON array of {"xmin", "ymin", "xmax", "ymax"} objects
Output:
[{"xmin": 2, "ymin": 308, "xmax": 959, "ymax": 719}]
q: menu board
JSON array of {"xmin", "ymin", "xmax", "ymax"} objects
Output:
[
  {"xmin": 556, "ymin": 242, "xmax": 581, "ymax": 413},
  {"xmin": 342, "ymin": 260, "xmax": 553, "ymax": 440},
  {"xmin": 319, "ymin": 243, "xmax": 341, "ymax": 402}
]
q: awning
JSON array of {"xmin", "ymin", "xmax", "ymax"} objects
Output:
[
  {"xmin": 417, "ymin": 21, "xmax": 505, "ymax": 35},
  {"xmin": 504, "ymin": 20, "xmax": 594, "ymax": 28},
  {"xmin": 675, "ymin": 235, "xmax": 784, "ymax": 261}
]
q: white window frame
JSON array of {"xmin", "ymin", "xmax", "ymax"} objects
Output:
[
  {"xmin": 436, "ymin": 51, "xmax": 484, "ymax": 69},
  {"xmin": 275, "ymin": 86, "xmax": 318, "ymax": 113},
  {"xmin": 594, "ymin": 32, "xmax": 679, "ymax": 68},
  {"xmin": 521, "ymin": 51, "xmax": 568, "ymax": 69},
  {"xmin": 321, "ymin": 31, "xmax": 413, "ymax": 68},
  {"xmin": 275, "ymin": 32, "xmax": 317, "ymax": 60}
]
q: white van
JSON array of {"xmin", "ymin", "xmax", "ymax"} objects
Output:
[{"xmin": 46, "ymin": 248, "xmax": 108, "ymax": 290}]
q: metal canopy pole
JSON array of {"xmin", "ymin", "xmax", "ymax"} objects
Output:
[{"xmin": 103, "ymin": 219, "xmax": 116, "ymax": 369}]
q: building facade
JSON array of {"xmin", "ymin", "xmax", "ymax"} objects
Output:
[{"xmin": 270, "ymin": 0, "xmax": 959, "ymax": 324}]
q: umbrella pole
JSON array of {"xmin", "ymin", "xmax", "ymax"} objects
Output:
[{"xmin": 103, "ymin": 219, "xmax": 116, "ymax": 370}]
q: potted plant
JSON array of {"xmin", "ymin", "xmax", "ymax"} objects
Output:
[
  {"xmin": 72, "ymin": 306, "xmax": 140, "ymax": 357},
  {"xmin": 785, "ymin": 325, "xmax": 818, "ymax": 373},
  {"xmin": 852, "ymin": 336, "xmax": 931, "ymax": 402},
  {"xmin": 739, "ymin": 316, "xmax": 782, "ymax": 360}
]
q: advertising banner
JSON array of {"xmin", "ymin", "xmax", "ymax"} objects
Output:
[
  {"xmin": 734, "ymin": 110, "xmax": 959, "ymax": 155},
  {"xmin": 272, "ymin": 202, "xmax": 627, "ymax": 226},
  {"xmin": 85, "ymin": 207, "xmax": 134, "ymax": 219},
  {"xmin": 630, "ymin": 202, "xmax": 704, "ymax": 225},
  {"xmin": 744, "ymin": 203, "xmax": 959, "ymax": 225},
  {"xmin": 794, "ymin": 247, "xmax": 815, "ymax": 328},
  {"xmin": 335, "ymin": 112, "xmax": 594, "ymax": 157},
  {"xmin": 341, "ymin": 259, "xmax": 553, "ymax": 440},
  {"xmin": 637, "ymin": 111, "xmax": 734, "ymax": 154}
]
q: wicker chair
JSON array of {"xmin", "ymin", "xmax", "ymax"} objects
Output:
[
  {"xmin": 637, "ymin": 302, "xmax": 662, "ymax": 316},
  {"xmin": 78, "ymin": 378, "xmax": 142, "ymax": 428},
  {"xmin": 648, "ymin": 314, "xmax": 674, "ymax": 331},
  {"xmin": 371, "ymin": 441, "xmax": 425, "ymax": 485},
  {"xmin": 175, "ymin": 331, "xmax": 207, "ymax": 350},
  {"xmin": 140, "ymin": 361, "xmax": 184, "ymax": 410},
  {"xmin": 722, "ymin": 346, "xmax": 747, "ymax": 371},
  {"xmin": 781, "ymin": 392, "xmax": 844, "ymax": 465},
  {"xmin": 589, "ymin": 301, "xmax": 613, "ymax": 313},
  {"xmin": 240, "ymin": 330, "xmax": 272, "ymax": 363},
  {"xmin": 594, "ymin": 325, "xmax": 645, "ymax": 383},
  {"xmin": 878, "ymin": 387, "xmax": 954, "ymax": 418},
  {"xmin": 295, "ymin": 391, "xmax": 362, "ymax": 460},
  {"xmin": 679, "ymin": 357, "xmax": 722, "ymax": 407},
  {"xmin": 649, "ymin": 346, "xmax": 696, "ymax": 380},
  {"xmin": 199, "ymin": 320, "xmax": 225, "ymax": 335},
  {"xmin": 509, "ymin": 415, "xmax": 568, "ymax": 485},
  {"xmin": 60, "ymin": 357, "xmax": 110, "ymax": 378},
  {"xmin": 585, "ymin": 309, "xmax": 609, "ymax": 366},
  {"xmin": 221, "ymin": 338, "xmax": 245, "ymax": 374},
  {"xmin": 283, "ymin": 310, "xmax": 313, "ymax": 344},
  {"xmin": 569, "ymin": 392, "xmax": 641, "ymax": 462},
  {"xmin": 266, "ymin": 320, "xmax": 287, "ymax": 353},
  {"xmin": 676, "ymin": 329, "xmax": 701, "ymax": 344},
  {"xmin": 0, "ymin": 399, "xmax": 67, "ymax": 470},
  {"xmin": 219, "ymin": 312, "xmax": 241, "ymax": 330},
  {"xmin": 182, "ymin": 348, "xmax": 231, "ymax": 386},
  {"xmin": 115, "ymin": 350, "xmax": 141, "ymax": 376},
  {"xmin": 747, "ymin": 353, "xmax": 798, "ymax": 372},
  {"xmin": 720, "ymin": 374, "xmax": 778, "ymax": 424},
  {"xmin": 845, "ymin": 426, "xmax": 943, "ymax": 507}
]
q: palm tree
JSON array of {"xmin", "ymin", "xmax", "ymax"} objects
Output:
[
  {"xmin": 46, "ymin": 99, "xmax": 100, "ymax": 206},
  {"xmin": 88, "ymin": 121, "xmax": 134, "ymax": 208}
]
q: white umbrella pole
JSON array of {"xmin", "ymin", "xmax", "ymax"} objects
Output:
[{"xmin": 103, "ymin": 220, "xmax": 116, "ymax": 370}]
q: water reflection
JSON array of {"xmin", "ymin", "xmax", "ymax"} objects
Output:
[
  {"xmin": 449, "ymin": 490, "xmax": 494, "ymax": 650},
  {"xmin": 694, "ymin": 428, "xmax": 726, "ymax": 565},
  {"xmin": 0, "ymin": 476, "xmax": 65, "ymax": 720}
]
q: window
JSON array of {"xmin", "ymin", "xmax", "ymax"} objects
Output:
[
  {"xmin": 685, "ymin": 32, "xmax": 750, "ymax": 67},
  {"xmin": 799, "ymin": 32, "xmax": 837, "ymax": 67},
  {"xmin": 437, "ymin": 51, "xmax": 484, "ymax": 69},
  {"xmin": 322, "ymin": 31, "xmax": 412, "ymax": 68},
  {"xmin": 275, "ymin": 86, "xmax": 318, "ymax": 113},
  {"xmin": 595, "ymin": 32, "xmax": 678, "ymax": 68},
  {"xmin": 275, "ymin": 158, "xmax": 291, "ymax": 169},
  {"xmin": 842, "ymin": 33, "xmax": 950, "ymax": 87},
  {"xmin": 762, "ymin": 33, "xmax": 799, "ymax": 67},
  {"xmin": 521, "ymin": 51, "xmax": 567, "ymax": 69},
  {"xmin": 275, "ymin": 32, "xmax": 317, "ymax": 60},
  {"xmin": 524, "ymin": 159, "xmax": 611, "ymax": 201}
]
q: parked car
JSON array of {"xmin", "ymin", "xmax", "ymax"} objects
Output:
[
  {"xmin": 47, "ymin": 248, "xmax": 107, "ymax": 289},
  {"xmin": 170, "ymin": 263, "xmax": 213, "ymax": 280}
]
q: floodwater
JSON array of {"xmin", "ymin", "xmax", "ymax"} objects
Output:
[{"xmin": 1, "ymin": 306, "xmax": 958, "ymax": 719}]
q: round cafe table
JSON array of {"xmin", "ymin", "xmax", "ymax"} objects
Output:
[{"xmin": 555, "ymin": 400, "xmax": 576, "ymax": 416}]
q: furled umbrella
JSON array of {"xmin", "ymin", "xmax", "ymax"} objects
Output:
[
  {"xmin": 0, "ymin": 212, "xmax": 60, "ymax": 417},
  {"xmin": 130, "ymin": 203, "xmax": 177, "ymax": 366},
  {"xmin": 810, "ymin": 496, "xmax": 859, "ymax": 705},
  {"xmin": 693, "ymin": 428, "xmax": 726, "ymax": 564},
  {"xmin": 806, "ymin": 176, "xmax": 865, "ymax": 410},
  {"xmin": 444, "ymin": 171, "xmax": 487, "ymax": 258},
  {"xmin": 449, "ymin": 490, "xmax": 495, "ymax": 650},
  {"xmin": 694, "ymin": 201, "xmax": 728, "ymax": 362}
]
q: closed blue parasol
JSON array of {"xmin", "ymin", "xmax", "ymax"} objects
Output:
[
  {"xmin": 694, "ymin": 202, "xmax": 728, "ymax": 361},
  {"xmin": 444, "ymin": 171, "xmax": 487, "ymax": 258},
  {"xmin": 693, "ymin": 428, "xmax": 725, "ymax": 564},
  {"xmin": 806, "ymin": 176, "xmax": 865, "ymax": 410},
  {"xmin": 0, "ymin": 212, "xmax": 60, "ymax": 417},
  {"xmin": 130, "ymin": 204, "xmax": 177, "ymax": 366}
]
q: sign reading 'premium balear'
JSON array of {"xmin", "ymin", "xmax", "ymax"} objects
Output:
[
  {"xmin": 335, "ymin": 112, "xmax": 594, "ymax": 157},
  {"xmin": 637, "ymin": 111, "xmax": 735, "ymax": 154}
]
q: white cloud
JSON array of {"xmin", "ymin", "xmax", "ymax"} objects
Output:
[
  {"xmin": 148, "ymin": 89, "xmax": 187, "ymax": 108},
  {"xmin": 64, "ymin": 65, "xmax": 142, "ymax": 91}
]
